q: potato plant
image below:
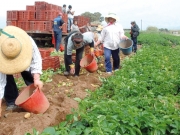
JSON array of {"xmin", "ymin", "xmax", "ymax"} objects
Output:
[{"xmin": 26, "ymin": 32, "xmax": 180, "ymax": 135}]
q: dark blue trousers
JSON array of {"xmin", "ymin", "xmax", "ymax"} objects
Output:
[{"xmin": 54, "ymin": 30, "xmax": 62, "ymax": 52}]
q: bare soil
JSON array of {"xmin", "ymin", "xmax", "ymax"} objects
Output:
[{"xmin": 0, "ymin": 47, "xmax": 139, "ymax": 135}]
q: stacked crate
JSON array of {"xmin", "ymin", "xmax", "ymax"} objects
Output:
[
  {"xmin": 74, "ymin": 16, "xmax": 90, "ymax": 33},
  {"xmin": 42, "ymin": 56, "xmax": 60, "ymax": 71},
  {"xmin": 6, "ymin": 1, "xmax": 65, "ymax": 33},
  {"xmin": 39, "ymin": 48, "xmax": 60, "ymax": 71},
  {"xmin": 6, "ymin": 1, "xmax": 90, "ymax": 34}
]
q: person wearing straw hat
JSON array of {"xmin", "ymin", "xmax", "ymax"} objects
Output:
[
  {"xmin": 63, "ymin": 31, "xmax": 95, "ymax": 77},
  {"xmin": 0, "ymin": 26, "xmax": 43, "ymax": 117},
  {"xmin": 96, "ymin": 25, "xmax": 103, "ymax": 33},
  {"xmin": 95, "ymin": 12, "xmax": 128, "ymax": 74}
]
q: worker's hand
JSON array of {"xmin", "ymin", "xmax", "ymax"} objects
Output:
[
  {"xmin": 90, "ymin": 48, "xmax": 95, "ymax": 56},
  {"xmin": 33, "ymin": 74, "xmax": 43, "ymax": 90},
  {"xmin": 69, "ymin": 64, "xmax": 75, "ymax": 75},
  {"xmin": 34, "ymin": 80, "xmax": 43, "ymax": 90},
  {"xmin": 121, "ymin": 35, "xmax": 128, "ymax": 40}
]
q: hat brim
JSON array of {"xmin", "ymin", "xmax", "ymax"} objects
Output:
[
  {"xmin": 105, "ymin": 14, "xmax": 118, "ymax": 23},
  {"xmin": 0, "ymin": 26, "xmax": 32, "ymax": 74},
  {"xmin": 96, "ymin": 28, "xmax": 102, "ymax": 31}
]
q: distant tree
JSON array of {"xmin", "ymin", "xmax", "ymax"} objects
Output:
[
  {"xmin": 146, "ymin": 26, "xmax": 158, "ymax": 32},
  {"xmin": 81, "ymin": 12, "xmax": 104, "ymax": 22},
  {"xmin": 159, "ymin": 28, "xmax": 169, "ymax": 32}
]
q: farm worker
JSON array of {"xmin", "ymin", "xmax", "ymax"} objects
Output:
[
  {"xmin": 67, "ymin": 5, "xmax": 75, "ymax": 33},
  {"xmin": 130, "ymin": 21, "xmax": 140, "ymax": 53},
  {"xmin": 83, "ymin": 22, "xmax": 92, "ymax": 32},
  {"xmin": 95, "ymin": 13, "xmax": 128, "ymax": 74},
  {"xmin": 71, "ymin": 20, "xmax": 85, "ymax": 32},
  {"xmin": 52, "ymin": 12, "xmax": 65, "ymax": 52},
  {"xmin": 0, "ymin": 26, "xmax": 43, "ymax": 117},
  {"xmin": 63, "ymin": 31, "xmax": 95, "ymax": 77}
]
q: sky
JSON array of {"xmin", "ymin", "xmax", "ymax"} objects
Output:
[{"xmin": 0, "ymin": 0, "xmax": 179, "ymax": 30}]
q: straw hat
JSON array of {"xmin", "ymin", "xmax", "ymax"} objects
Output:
[
  {"xmin": 0, "ymin": 26, "xmax": 32, "ymax": 74},
  {"xmin": 105, "ymin": 13, "xmax": 118, "ymax": 23},
  {"xmin": 96, "ymin": 25, "xmax": 103, "ymax": 31}
]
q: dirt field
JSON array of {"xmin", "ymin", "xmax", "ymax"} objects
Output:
[{"xmin": 0, "ymin": 47, "xmax": 138, "ymax": 135}]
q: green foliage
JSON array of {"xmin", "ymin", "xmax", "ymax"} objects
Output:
[
  {"xmin": 81, "ymin": 12, "xmax": 104, "ymax": 22},
  {"xmin": 25, "ymin": 32, "xmax": 180, "ymax": 135},
  {"xmin": 146, "ymin": 26, "xmax": 159, "ymax": 32}
]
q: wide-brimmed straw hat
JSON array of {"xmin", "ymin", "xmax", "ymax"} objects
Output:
[
  {"xmin": 96, "ymin": 25, "xmax": 103, "ymax": 31},
  {"xmin": 0, "ymin": 26, "xmax": 32, "ymax": 74},
  {"xmin": 105, "ymin": 13, "xmax": 118, "ymax": 23}
]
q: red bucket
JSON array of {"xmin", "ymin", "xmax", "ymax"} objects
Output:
[
  {"xmin": 15, "ymin": 84, "xmax": 50, "ymax": 114},
  {"xmin": 80, "ymin": 54, "xmax": 98, "ymax": 72}
]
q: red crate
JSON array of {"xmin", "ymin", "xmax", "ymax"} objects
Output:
[
  {"xmin": 26, "ymin": 5, "xmax": 35, "ymax": 11},
  {"xmin": 18, "ymin": 21, "xmax": 30, "ymax": 31},
  {"xmin": 46, "ymin": 3, "xmax": 53, "ymax": 10},
  {"xmin": 35, "ymin": 1, "xmax": 47, "ymax": 10},
  {"xmin": 36, "ymin": 10, "xmax": 46, "ymax": 20},
  {"xmin": 62, "ymin": 23, "xmax": 67, "ymax": 33},
  {"xmin": 39, "ymin": 49, "xmax": 51, "ymax": 59},
  {"xmin": 29, "ymin": 21, "xmax": 46, "ymax": 32},
  {"xmin": 57, "ymin": 6, "xmax": 62, "ymax": 12},
  {"xmin": 62, "ymin": 14, "xmax": 68, "ymax": 23},
  {"xmin": 45, "ymin": 21, "xmax": 53, "ymax": 31},
  {"xmin": 29, "ymin": 11, "xmax": 36, "ymax": 20},
  {"xmin": 46, "ymin": 11, "xmax": 57, "ymax": 21},
  {"xmin": 29, "ymin": 21, "xmax": 36, "ymax": 31},
  {"xmin": 42, "ymin": 56, "xmax": 60, "ymax": 71},
  {"xmin": 7, "ymin": 11, "xmax": 12, "ymax": 21},
  {"xmin": 11, "ymin": 10, "xmax": 18, "ymax": 20},
  {"xmin": 6, "ymin": 21, "xmax": 18, "ymax": 26},
  {"xmin": 18, "ymin": 11, "xmax": 30, "ymax": 20}
]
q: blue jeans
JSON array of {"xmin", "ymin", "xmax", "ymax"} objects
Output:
[
  {"xmin": 68, "ymin": 18, "xmax": 73, "ymax": 31},
  {"xmin": 54, "ymin": 30, "xmax": 62, "ymax": 52},
  {"xmin": 104, "ymin": 47, "xmax": 120, "ymax": 72}
]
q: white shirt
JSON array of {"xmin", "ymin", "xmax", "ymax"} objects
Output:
[
  {"xmin": 67, "ymin": 9, "xmax": 74, "ymax": 19},
  {"xmin": 100, "ymin": 23, "xmax": 125, "ymax": 50},
  {"xmin": 0, "ymin": 36, "xmax": 42, "ymax": 99}
]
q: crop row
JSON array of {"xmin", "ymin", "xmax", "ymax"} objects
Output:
[{"xmin": 26, "ymin": 32, "xmax": 180, "ymax": 135}]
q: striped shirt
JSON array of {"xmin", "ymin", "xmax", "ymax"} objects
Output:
[{"xmin": 0, "ymin": 36, "xmax": 42, "ymax": 99}]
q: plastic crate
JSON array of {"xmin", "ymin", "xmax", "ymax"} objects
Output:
[
  {"xmin": 45, "ymin": 21, "xmax": 53, "ymax": 31},
  {"xmin": 18, "ymin": 11, "xmax": 30, "ymax": 21},
  {"xmin": 18, "ymin": 21, "xmax": 30, "ymax": 31},
  {"xmin": 62, "ymin": 23, "xmax": 67, "ymax": 33},
  {"xmin": 6, "ymin": 21, "xmax": 18, "ymax": 26},
  {"xmin": 39, "ymin": 49, "xmax": 51, "ymax": 59},
  {"xmin": 46, "ymin": 11, "xmax": 57, "ymax": 21},
  {"xmin": 35, "ymin": 1, "xmax": 47, "ymax": 10},
  {"xmin": 26, "ymin": 5, "xmax": 36, "ymax": 11},
  {"xmin": 36, "ymin": 10, "xmax": 46, "ymax": 20},
  {"xmin": 7, "ymin": 11, "xmax": 12, "ymax": 21},
  {"xmin": 11, "ymin": 10, "xmax": 18, "ymax": 20},
  {"xmin": 29, "ymin": 11, "xmax": 36, "ymax": 20},
  {"xmin": 29, "ymin": 21, "xmax": 36, "ymax": 31},
  {"xmin": 42, "ymin": 56, "xmax": 60, "ymax": 71}
]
